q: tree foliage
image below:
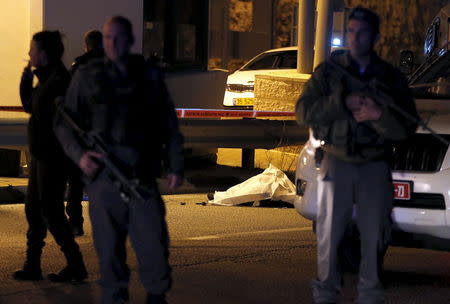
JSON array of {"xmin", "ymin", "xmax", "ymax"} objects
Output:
[
  {"xmin": 346, "ymin": 0, "xmax": 448, "ymax": 64},
  {"xmin": 274, "ymin": 0, "xmax": 298, "ymax": 48},
  {"xmin": 229, "ymin": 0, "xmax": 254, "ymax": 32},
  {"xmin": 272, "ymin": 0, "xmax": 447, "ymax": 65}
]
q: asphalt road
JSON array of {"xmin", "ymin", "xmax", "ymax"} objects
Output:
[{"xmin": 0, "ymin": 195, "xmax": 449, "ymax": 303}]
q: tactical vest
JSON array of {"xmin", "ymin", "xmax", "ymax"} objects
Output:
[
  {"xmin": 85, "ymin": 56, "xmax": 167, "ymax": 179},
  {"xmin": 313, "ymin": 58, "xmax": 394, "ymax": 160}
]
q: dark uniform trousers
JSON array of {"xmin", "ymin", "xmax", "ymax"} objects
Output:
[
  {"xmin": 86, "ymin": 170, "xmax": 171, "ymax": 303},
  {"xmin": 25, "ymin": 156, "xmax": 81, "ymax": 264},
  {"xmin": 66, "ymin": 161, "xmax": 84, "ymax": 227},
  {"xmin": 312, "ymin": 154, "xmax": 393, "ymax": 304}
]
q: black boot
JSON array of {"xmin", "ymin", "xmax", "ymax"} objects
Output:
[
  {"xmin": 47, "ymin": 265, "xmax": 87, "ymax": 283},
  {"xmin": 48, "ymin": 245, "xmax": 87, "ymax": 283},
  {"xmin": 13, "ymin": 248, "xmax": 43, "ymax": 281},
  {"xmin": 69, "ymin": 222, "xmax": 84, "ymax": 237},
  {"xmin": 146, "ymin": 293, "xmax": 168, "ymax": 304},
  {"xmin": 13, "ymin": 264, "xmax": 43, "ymax": 281}
]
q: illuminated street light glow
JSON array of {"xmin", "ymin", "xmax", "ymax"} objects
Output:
[{"xmin": 332, "ymin": 37, "xmax": 342, "ymax": 46}]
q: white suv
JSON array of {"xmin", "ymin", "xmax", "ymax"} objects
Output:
[{"xmin": 294, "ymin": 102, "xmax": 450, "ymax": 267}]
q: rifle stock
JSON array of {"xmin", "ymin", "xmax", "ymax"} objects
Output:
[{"xmin": 55, "ymin": 97, "xmax": 149, "ymax": 202}]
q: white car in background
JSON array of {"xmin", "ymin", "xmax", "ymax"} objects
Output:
[
  {"xmin": 294, "ymin": 106, "xmax": 450, "ymax": 269},
  {"xmin": 223, "ymin": 46, "xmax": 345, "ymax": 108},
  {"xmin": 223, "ymin": 47, "xmax": 298, "ymax": 108}
]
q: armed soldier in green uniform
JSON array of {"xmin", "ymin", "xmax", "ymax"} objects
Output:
[
  {"xmin": 55, "ymin": 16, "xmax": 183, "ymax": 304},
  {"xmin": 296, "ymin": 7, "xmax": 418, "ymax": 304}
]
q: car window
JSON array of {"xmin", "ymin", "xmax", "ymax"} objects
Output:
[
  {"xmin": 277, "ymin": 51, "xmax": 297, "ymax": 69},
  {"xmin": 241, "ymin": 53, "xmax": 278, "ymax": 70}
]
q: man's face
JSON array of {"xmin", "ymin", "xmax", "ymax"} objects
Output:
[
  {"xmin": 28, "ymin": 40, "xmax": 47, "ymax": 68},
  {"xmin": 102, "ymin": 21, "xmax": 131, "ymax": 62},
  {"xmin": 346, "ymin": 19, "xmax": 378, "ymax": 58}
]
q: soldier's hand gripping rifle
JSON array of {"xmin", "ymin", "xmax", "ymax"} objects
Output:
[
  {"xmin": 55, "ymin": 97, "xmax": 149, "ymax": 202},
  {"xmin": 327, "ymin": 59, "xmax": 450, "ymax": 146}
]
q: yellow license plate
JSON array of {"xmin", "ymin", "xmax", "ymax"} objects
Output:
[{"xmin": 234, "ymin": 97, "xmax": 255, "ymax": 106}]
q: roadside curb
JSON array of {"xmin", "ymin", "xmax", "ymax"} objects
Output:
[{"xmin": 0, "ymin": 164, "xmax": 289, "ymax": 204}]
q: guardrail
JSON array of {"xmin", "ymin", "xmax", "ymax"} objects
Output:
[
  {"xmin": 180, "ymin": 118, "xmax": 308, "ymax": 148},
  {"xmin": 0, "ymin": 107, "xmax": 308, "ymax": 149},
  {"xmin": 0, "ymin": 106, "xmax": 296, "ymax": 118},
  {"xmin": 176, "ymin": 108, "xmax": 295, "ymax": 118}
]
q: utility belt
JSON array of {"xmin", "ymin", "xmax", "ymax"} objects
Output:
[
  {"xmin": 85, "ymin": 144, "xmax": 159, "ymax": 191},
  {"xmin": 109, "ymin": 145, "xmax": 140, "ymax": 177},
  {"xmin": 313, "ymin": 121, "xmax": 386, "ymax": 163}
]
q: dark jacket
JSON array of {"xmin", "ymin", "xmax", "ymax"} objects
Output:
[
  {"xmin": 296, "ymin": 51, "xmax": 418, "ymax": 163},
  {"xmin": 55, "ymin": 54, "xmax": 184, "ymax": 182},
  {"xmin": 20, "ymin": 61, "xmax": 71, "ymax": 161},
  {"xmin": 70, "ymin": 49, "xmax": 104, "ymax": 75}
]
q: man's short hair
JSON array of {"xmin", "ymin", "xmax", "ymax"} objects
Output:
[
  {"xmin": 105, "ymin": 16, "xmax": 134, "ymax": 44},
  {"xmin": 84, "ymin": 30, "xmax": 103, "ymax": 51},
  {"xmin": 348, "ymin": 6, "xmax": 380, "ymax": 35}
]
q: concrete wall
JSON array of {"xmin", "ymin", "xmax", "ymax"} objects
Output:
[
  {"xmin": 166, "ymin": 70, "xmax": 228, "ymax": 108},
  {"xmin": 236, "ymin": 0, "xmax": 273, "ymax": 59},
  {"xmin": 30, "ymin": 0, "xmax": 43, "ymax": 36},
  {"xmin": 0, "ymin": 0, "xmax": 143, "ymax": 106},
  {"xmin": 210, "ymin": 0, "xmax": 274, "ymax": 70},
  {"xmin": 254, "ymin": 71, "xmax": 310, "ymax": 112},
  {"xmin": 43, "ymin": 0, "xmax": 143, "ymax": 68},
  {"xmin": 252, "ymin": 71, "xmax": 311, "ymax": 171},
  {"xmin": 0, "ymin": 1, "xmax": 31, "ymax": 106},
  {"xmin": 0, "ymin": 1, "xmax": 224, "ymax": 109}
]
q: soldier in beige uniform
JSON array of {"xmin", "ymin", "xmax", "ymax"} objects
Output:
[{"xmin": 296, "ymin": 7, "xmax": 418, "ymax": 304}]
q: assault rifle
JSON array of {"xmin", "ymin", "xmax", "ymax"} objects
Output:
[
  {"xmin": 327, "ymin": 59, "xmax": 450, "ymax": 146},
  {"xmin": 55, "ymin": 97, "xmax": 149, "ymax": 202}
]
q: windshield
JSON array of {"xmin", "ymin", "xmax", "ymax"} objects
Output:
[
  {"xmin": 409, "ymin": 52, "xmax": 450, "ymax": 99},
  {"xmin": 240, "ymin": 50, "xmax": 297, "ymax": 71}
]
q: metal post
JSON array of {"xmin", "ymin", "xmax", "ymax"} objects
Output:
[
  {"xmin": 242, "ymin": 148, "xmax": 255, "ymax": 169},
  {"xmin": 297, "ymin": 0, "xmax": 315, "ymax": 74},
  {"xmin": 313, "ymin": 0, "xmax": 334, "ymax": 69}
]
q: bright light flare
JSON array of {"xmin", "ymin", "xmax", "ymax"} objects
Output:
[{"xmin": 332, "ymin": 37, "xmax": 342, "ymax": 46}]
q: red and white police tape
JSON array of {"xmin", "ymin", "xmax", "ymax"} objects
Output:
[
  {"xmin": 0, "ymin": 106, "xmax": 25, "ymax": 112},
  {"xmin": 175, "ymin": 108, "xmax": 295, "ymax": 118},
  {"xmin": 0, "ymin": 106, "xmax": 296, "ymax": 118}
]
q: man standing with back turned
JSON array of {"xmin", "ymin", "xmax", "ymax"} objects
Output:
[
  {"xmin": 296, "ymin": 7, "xmax": 418, "ymax": 304},
  {"xmin": 65, "ymin": 29, "xmax": 104, "ymax": 237},
  {"xmin": 55, "ymin": 16, "xmax": 183, "ymax": 304},
  {"xmin": 71, "ymin": 29, "xmax": 104, "ymax": 74}
]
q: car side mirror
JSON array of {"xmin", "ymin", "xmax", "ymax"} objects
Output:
[{"xmin": 399, "ymin": 50, "xmax": 415, "ymax": 75}]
